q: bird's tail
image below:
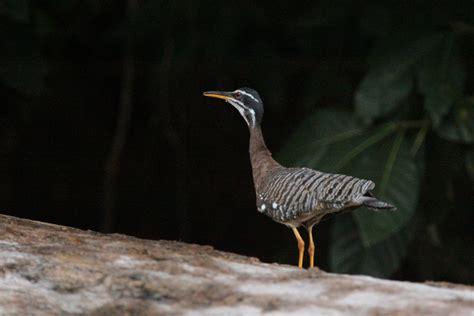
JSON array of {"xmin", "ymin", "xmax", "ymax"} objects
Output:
[{"xmin": 362, "ymin": 197, "xmax": 396, "ymax": 211}]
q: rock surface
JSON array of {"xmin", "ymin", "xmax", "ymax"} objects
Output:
[{"xmin": 0, "ymin": 214, "xmax": 473, "ymax": 315}]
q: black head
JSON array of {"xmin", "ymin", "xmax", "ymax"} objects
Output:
[{"xmin": 203, "ymin": 87, "xmax": 264, "ymax": 128}]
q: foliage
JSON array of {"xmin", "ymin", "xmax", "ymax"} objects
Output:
[
  {"xmin": 278, "ymin": 4, "xmax": 473, "ymax": 277},
  {"xmin": 279, "ymin": 109, "xmax": 422, "ymax": 276}
]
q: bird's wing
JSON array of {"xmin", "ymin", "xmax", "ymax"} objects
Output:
[{"xmin": 258, "ymin": 167, "xmax": 375, "ymax": 217}]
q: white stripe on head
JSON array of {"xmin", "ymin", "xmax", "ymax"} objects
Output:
[
  {"xmin": 228, "ymin": 98, "xmax": 245, "ymax": 107},
  {"xmin": 235, "ymin": 90, "xmax": 260, "ymax": 103},
  {"xmin": 228, "ymin": 99, "xmax": 256, "ymax": 127},
  {"xmin": 248, "ymin": 108, "xmax": 256, "ymax": 126}
]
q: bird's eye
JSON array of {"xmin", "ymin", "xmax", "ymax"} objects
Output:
[{"xmin": 234, "ymin": 92, "xmax": 242, "ymax": 98}]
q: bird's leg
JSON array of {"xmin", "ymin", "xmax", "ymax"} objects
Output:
[
  {"xmin": 291, "ymin": 227, "xmax": 305, "ymax": 269},
  {"xmin": 307, "ymin": 226, "xmax": 315, "ymax": 268}
]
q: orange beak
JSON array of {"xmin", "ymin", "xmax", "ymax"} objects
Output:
[{"xmin": 203, "ymin": 91, "xmax": 233, "ymax": 102}]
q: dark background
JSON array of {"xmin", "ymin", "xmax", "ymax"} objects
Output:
[{"xmin": 1, "ymin": 0, "xmax": 473, "ymax": 283}]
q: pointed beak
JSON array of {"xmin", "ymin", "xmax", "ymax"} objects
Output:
[{"xmin": 203, "ymin": 90, "xmax": 233, "ymax": 102}]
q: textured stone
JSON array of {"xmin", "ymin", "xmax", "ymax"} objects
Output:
[{"xmin": 0, "ymin": 214, "xmax": 472, "ymax": 315}]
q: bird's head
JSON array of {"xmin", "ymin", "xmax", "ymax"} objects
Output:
[{"xmin": 203, "ymin": 87, "xmax": 263, "ymax": 128}]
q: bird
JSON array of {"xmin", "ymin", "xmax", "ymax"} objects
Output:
[{"xmin": 203, "ymin": 88, "xmax": 396, "ymax": 269}]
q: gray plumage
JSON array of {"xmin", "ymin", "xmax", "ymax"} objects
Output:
[{"xmin": 255, "ymin": 166, "xmax": 394, "ymax": 228}]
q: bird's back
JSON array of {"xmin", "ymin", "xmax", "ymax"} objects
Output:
[{"xmin": 256, "ymin": 167, "xmax": 377, "ymax": 227}]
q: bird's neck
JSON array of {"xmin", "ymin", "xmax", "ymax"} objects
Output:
[{"xmin": 249, "ymin": 126, "xmax": 281, "ymax": 193}]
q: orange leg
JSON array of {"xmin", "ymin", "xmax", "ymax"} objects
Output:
[
  {"xmin": 308, "ymin": 226, "xmax": 315, "ymax": 268},
  {"xmin": 291, "ymin": 227, "xmax": 305, "ymax": 269}
]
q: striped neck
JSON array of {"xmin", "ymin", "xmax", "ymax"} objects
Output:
[{"xmin": 249, "ymin": 126, "xmax": 281, "ymax": 193}]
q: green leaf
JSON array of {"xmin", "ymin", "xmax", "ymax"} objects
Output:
[
  {"xmin": 348, "ymin": 132, "xmax": 420, "ymax": 246},
  {"xmin": 310, "ymin": 126, "xmax": 419, "ymax": 247},
  {"xmin": 278, "ymin": 109, "xmax": 363, "ymax": 168},
  {"xmin": 437, "ymin": 97, "xmax": 474, "ymax": 144},
  {"xmin": 277, "ymin": 109, "xmax": 420, "ymax": 276},
  {"xmin": 355, "ymin": 69, "xmax": 413, "ymax": 125},
  {"xmin": 355, "ymin": 33, "xmax": 444, "ymax": 125},
  {"xmin": 417, "ymin": 35, "xmax": 465, "ymax": 126},
  {"xmin": 1, "ymin": 0, "xmax": 29, "ymax": 23},
  {"xmin": 330, "ymin": 214, "xmax": 412, "ymax": 277}
]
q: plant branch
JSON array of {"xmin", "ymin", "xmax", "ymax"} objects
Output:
[
  {"xmin": 380, "ymin": 130, "xmax": 405, "ymax": 195},
  {"xmin": 411, "ymin": 122, "xmax": 430, "ymax": 156}
]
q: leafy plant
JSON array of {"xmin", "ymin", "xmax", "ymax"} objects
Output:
[
  {"xmin": 279, "ymin": 109, "xmax": 422, "ymax": 276},
  {"xmin": 278, "ymin": 28, "xmax": 471, "ymax": 277}
]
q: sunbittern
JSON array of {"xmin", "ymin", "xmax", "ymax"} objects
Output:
[{"xmin": 203, "ymin": 88, "xmax": 396, "ymax": 269}]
